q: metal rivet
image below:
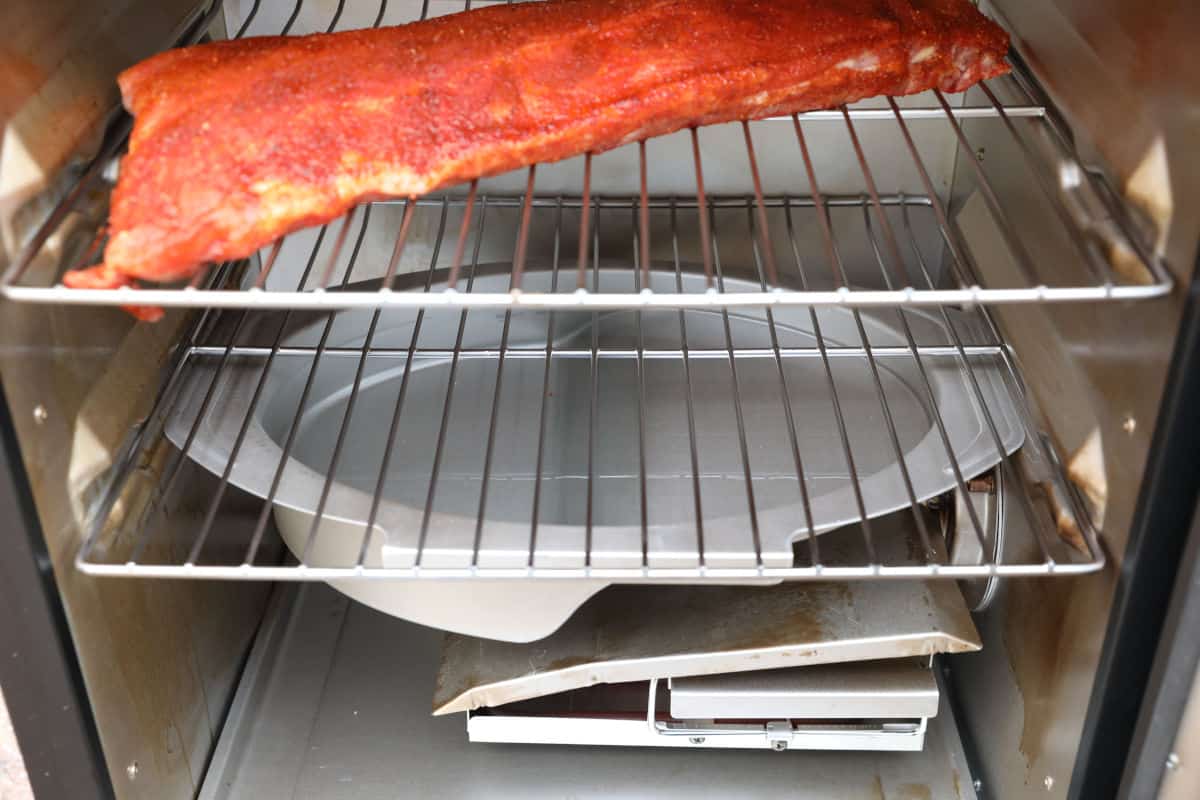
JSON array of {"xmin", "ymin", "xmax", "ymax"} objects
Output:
[
  {"xmin": 1123, "ymin": 416, "xmax": 1137, "ymax": 434},
  {"xmin": 103, "ymin": 159, "xmax": 121, "ymax": 184},
  {"xmin": 1166, "ymin": 752, "xmax": 1181, "ymax": 770},
  {"xmin": 32, "ymin": 405, "xmax": 48, "ymax": 425},
  {"xmin": 1043, "ymin": 775, "xmax": 1055, "ymax": 790},
  {"xmin": 126, "ymin": 762, "xmax": 139, "ymax": 781},
  {"xmin": 1059, "ymin": 162, "xmax": 1084, "ymax": 190},
  {"xmin": 688, "ymin": 737, "xmax": 705, "ymax": 745},
  {"xmin": 973, "ymin": 779, "xmax": 983, "ymax": 791}
]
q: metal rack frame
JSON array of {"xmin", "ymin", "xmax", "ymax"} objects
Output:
[
  {"xmin": 74, "ymin": 182, "xmax": 1105, "ymax": 581},
  {"xmin": 1, "ymin": 0, "xmax": 1171, "ymax": 312}
]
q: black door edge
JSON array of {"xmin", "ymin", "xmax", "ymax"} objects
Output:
[{"xmin": 0, "ymin": 384, "xmax": 115, "ymax": 798}]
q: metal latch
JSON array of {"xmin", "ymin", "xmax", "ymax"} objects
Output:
[{"xmin": 765, "ymin": 721, "xmax": 792, "ymax": 752}]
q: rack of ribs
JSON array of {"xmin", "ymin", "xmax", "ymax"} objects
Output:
[{"xmin": 66, "ymin": 0, "xmax": 1009, "ymax": 311}]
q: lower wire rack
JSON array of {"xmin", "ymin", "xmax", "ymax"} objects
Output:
[{"xmin": 75, "ymin": 193, "xmax": 1104, "ymax": 583}]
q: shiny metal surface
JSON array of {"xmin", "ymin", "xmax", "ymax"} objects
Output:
[
  {"xmin": 949, "ymin": 3, "xmax": 1199, "ymax": 799},
  {"xmin": 469, "ymin": 675, "xmax": 932, "ymax": 751},
  {"xmin": 200, "ymin": 582, "xmax": 979, "ymax": 800},
  {"xmin": 668, "ymin": 659, "xmax": 939, "ymax": 720},
  {"xmin": 474, "ymin": 712, "xmax": 931, "ymax": 752},
  {"xmin": 1158, "ymin": 666, "xmax": 1200, "ymax": 800}
]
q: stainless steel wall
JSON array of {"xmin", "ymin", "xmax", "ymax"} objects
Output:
[
  {"xmin": 2, "ymin": 3, "xmax": 277, "ymax": 799},
  {"xmin": 952, "ymin": 3, "xmax": 1200, "ymax": 798}
]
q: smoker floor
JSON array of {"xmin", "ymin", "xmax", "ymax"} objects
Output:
[{"xmin": 200, "ymin": 583, "xmax": 979, "ymax": 799}]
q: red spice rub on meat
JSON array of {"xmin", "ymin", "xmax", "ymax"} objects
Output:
[{"xmin": 67, "ymin": 0, "xmax": 1009, "ymax": 303}]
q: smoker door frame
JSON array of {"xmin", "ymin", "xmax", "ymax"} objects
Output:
[
  {"xmin": 1121, "ymin": 502, "xmax": 1200, "ymax": 800},
  {"xmin": 0, "ymin": 383, "xmax": 114, "ymax": 799}
]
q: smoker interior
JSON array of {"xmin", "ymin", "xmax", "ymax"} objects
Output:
[
  {"xmin": 60, "ymin": 2, "xmax": 1116, "ymax": 588},
  {"xmin": 1, "ymin": 1, "xmax": 1196, "ymax": 799},
  {"xmin": 197, "ymin": 582, "xmax": 979, "ymax": 799}
]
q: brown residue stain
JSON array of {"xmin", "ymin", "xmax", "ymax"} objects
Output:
[
  {"xmin": 871, "ymin": 775, "xmax": 886, "ymax": 800},
  {"xmin": 906, "ymin": 519, "xmax": 933, "ymax": 563},
  {"xmin": 0, "ymin": 51, "xmax": 48, "ymax": 119},
  {"xmin": 1004, "ymin": 575, "xmax": 1087, "ymax": 767},
  {"xmin": 615, "ymin": 582, "xmax": 851, "ymax": 655},
  {"xmin": 1040, "ymin": 476, "xmax": 1090, "ymax": 555},
  {"xmin": 788, "ymin": 649, "xmax": 819, "ymax": 658},
  {"xmin": 1067, "ymin": 430, "xmax": 1107, "ymax": 530},
  {"xmin": 952, "ymin": 768, "xmax": 962, "ymax": 799},
  {"xmin": 729, "ymin": 585, "xmax": 835, "ymax": 652},
  {"xmin": 716, "ymin": 584, "xmax": 840, "ymax": 651},
  {"xmin": 896, "ymin": 784, "xmax": 932, "ymax": 800},
  {"xmin": 1037, "ymin": 480, "xmax": 1090, "ymax": 555},
  {"xmin": 432, "ymin": 636, "xmax": 478, "ymax": 712},
  {"xmin": 433, "ymin": 581, "xmax": 866, "ymax": 714},
  {"xmin": 1054, "ymin": 505, "xmax": 1089, "ymax": 555},
  {"xmin": 921, "ymin": 580, "xmax": 982, "ymax": 651}
]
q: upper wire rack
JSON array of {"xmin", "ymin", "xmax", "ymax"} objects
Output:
[{"xmin": 1, "ymin": 0, "xmax": 1171, "ymax": 311}]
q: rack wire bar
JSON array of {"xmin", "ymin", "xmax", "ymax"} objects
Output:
[{"xmin": 1, "ymin": 0, "xmax": 1169, "ymax": 311}]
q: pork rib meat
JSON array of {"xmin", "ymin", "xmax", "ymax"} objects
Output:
[{"xmin": 67, "ymin": 0, "xmax": 1009, "ymax": 307}]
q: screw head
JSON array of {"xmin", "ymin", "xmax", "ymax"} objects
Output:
[
  {"xmin": 771, "ymin": 740, "xmax": 788, "ymax": 752},
  {"xmin": 1043, "ymin": 775, "xmax": 1055, "ymax": 790},
  {"xmin": 1123, "ymin": 416, "xmax": 1137, "ymax": 435},
  {"xmin": 688, "ymin": 736, "xmax": 705, "ymax": 745},
  {"xmin": 126, "ymin": 762, "xmax": 139, "ymax": 781},
  {"xmin": 973, "ymin": 778, "xmax": 983, "ymax": 791},
  {"xmin": 1166, "ymin": 752, "xmax": 1181, "ymax": 770},
  {"xmin": 32, "ymin": 405, "xmax": 47, "ymax": 425}
]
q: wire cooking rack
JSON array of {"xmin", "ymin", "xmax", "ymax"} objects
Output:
[
  {"xmin": 75, "ymin": 186, "xmax": 1105, "ymax": 581},
  {"xmin": 1, "ymin": 0, "xmax": 1170, "ymax": 312}
]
